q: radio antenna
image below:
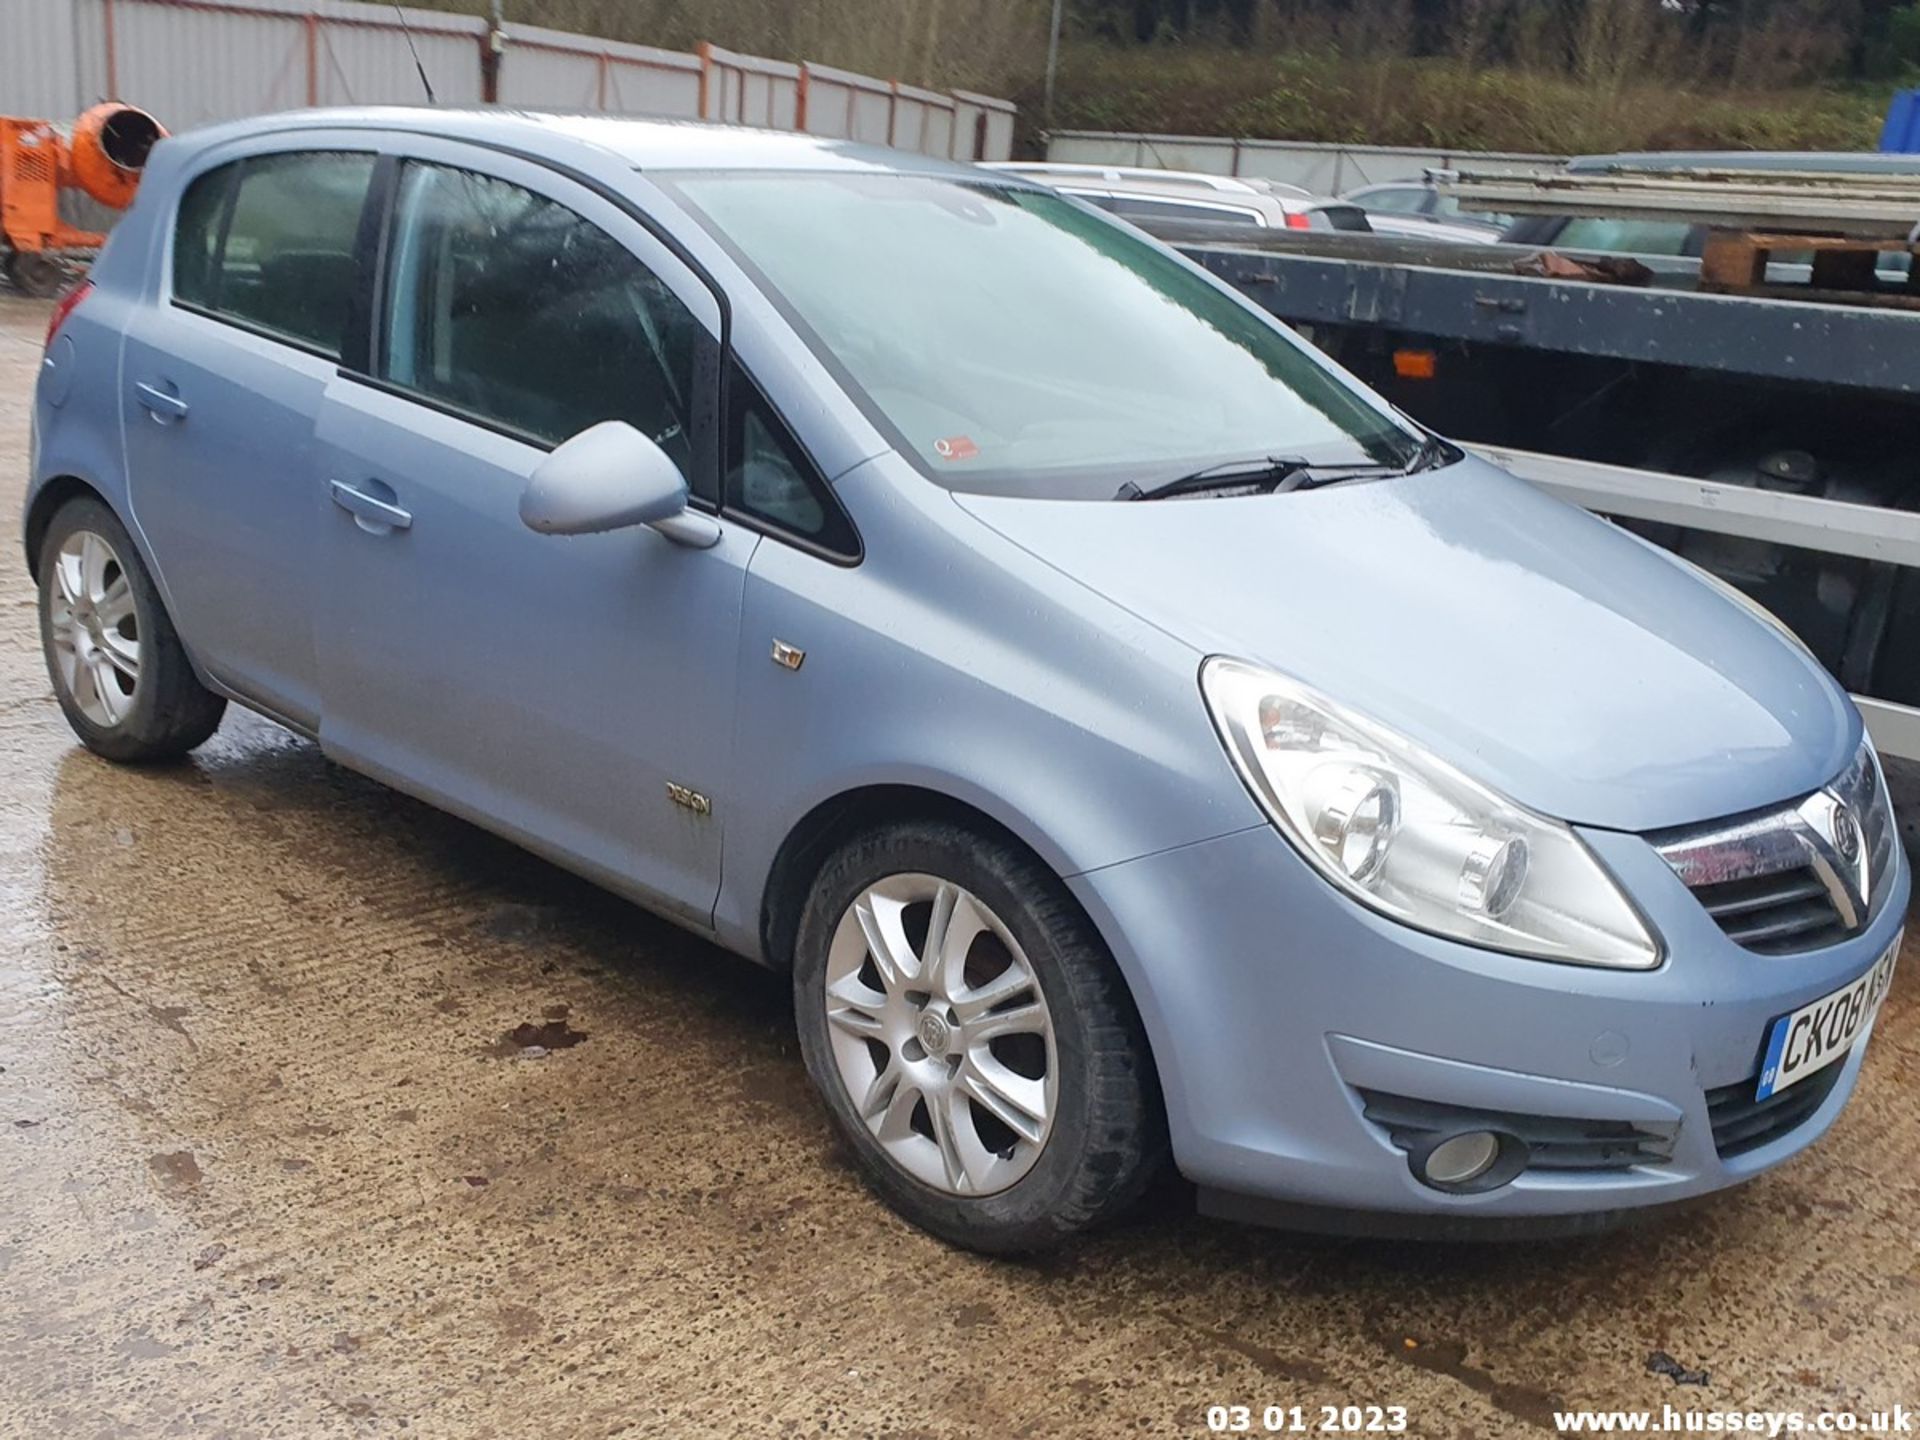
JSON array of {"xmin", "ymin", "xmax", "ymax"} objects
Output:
[{"xmin": 390, "ymin": 3, "xmax": 438, "ymax": 104}]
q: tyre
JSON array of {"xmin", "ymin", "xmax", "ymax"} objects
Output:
[
  {"xmin": 793, "ymin": 819, "xmax": 1163, "ymax": 1253},
  {"xmin": 4, "ymin": 250, "xmax": 69, "ymax": 300},
  {"xmin": 38, "ymin": 496, "xmax": 226, "ymax": 762}
]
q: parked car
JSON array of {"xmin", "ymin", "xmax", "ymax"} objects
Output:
[
  {"xmin": 1343, "ymin": 178, "xmax": 1514, "ymax": 233},
  {"xmin": 986, "ymin": 161, "xmax": 1372, "ymax": 232},
  {"xmin": 1343, "ymin": 210, "xmax": 1504, "ymax": 246},
  {"xmin": 29, "ymin": 111, "xmax": 1907, "ymax": 1251}
]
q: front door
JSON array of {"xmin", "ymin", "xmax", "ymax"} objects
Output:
[{"xmin": 313, "ymin": 147, "xmax": 754, "ymax": 923}]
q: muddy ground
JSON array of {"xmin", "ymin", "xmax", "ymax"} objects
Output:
[{"xmin": 2, "ymin": 292, "xmax": 1917, "ymax": 1438}]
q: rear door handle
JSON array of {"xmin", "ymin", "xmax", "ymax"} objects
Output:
[
  {"xmin": 134, "ymin": 381, "xmax": 189, "ymax": 422},
  {"xmin": 330, "ymin": 480, "xmax": 413, "ymax": 532}
]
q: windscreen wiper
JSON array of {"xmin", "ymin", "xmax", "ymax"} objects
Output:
[
  {"xmin": 1117, "ymin": 437, "xmax": 1454, "ymax": 502},
  {"xmin": 1397, "ymin": 432, "xmax": 1455, "ymax": 474},
  {"xmin": 1114, "ymin": 456, "xmax": 1317, "ymax": 503}
]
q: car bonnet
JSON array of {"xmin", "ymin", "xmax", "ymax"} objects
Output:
[{"xmin": 952, "ymin": 455, "xmax": 1857, "ymax": 834}]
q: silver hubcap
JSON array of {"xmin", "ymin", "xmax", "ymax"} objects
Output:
[
  {"xmin": 48, "ymin": 530, "xmax": 141, "ymax": 729},
  {"xmin": 823, "ymin": 874, "xmax": 1057, "ymax": 1196}
]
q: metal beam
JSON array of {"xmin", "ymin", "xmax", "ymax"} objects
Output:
[
  {"xmin": 1475, "ymin": 445, "xmax": 1920, "ymax": 762},
  {"xmin": 1181, "ymin": 245, "xmax": 1920, "ymax": 396},
  {"xmin": 1449, "ymin": 169, "xmax": 1920, "ymax": 238},
  {"xmin": 1857, "ymin": 698, "xmax": 1920, "ymax": 762},
  {"xmin": 1471, "ymin": 445, "xmax": 1920, "ymax": 568}
]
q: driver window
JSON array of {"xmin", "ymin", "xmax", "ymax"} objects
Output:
[{"xmin": 379, "ymin": 162, "xmax": 702, "ymax": 475}]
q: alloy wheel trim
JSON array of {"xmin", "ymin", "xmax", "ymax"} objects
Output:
[
  {"xmin": 822, "ymin": 871, "xmax": 1059, "ymax": 1197},
  {"xmin": 48, "ymin": 529, "xmax": 141, "ymax": 729}
]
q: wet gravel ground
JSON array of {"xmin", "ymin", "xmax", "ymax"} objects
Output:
[{"xmin": 3, "ymin": 291, "xmax": 1919, "ymax": 1439}]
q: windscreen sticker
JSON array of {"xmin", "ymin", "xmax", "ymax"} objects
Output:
[{"xmin": 933, "ymin": 435, "xmax": 980, "ymax": 462}]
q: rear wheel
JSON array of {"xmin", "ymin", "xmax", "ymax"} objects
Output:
[
  {"xmin": 793, "ymin": 819, "xmax": 1163, "ymax": 1253},
  {"xmin": 38, "ymin": 497, "xmax": 225, "ymax": 761}
]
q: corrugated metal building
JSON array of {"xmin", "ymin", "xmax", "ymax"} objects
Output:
[{"xmin": 1, "ymin": 0, "xmax": 1016, "ymax": 160}]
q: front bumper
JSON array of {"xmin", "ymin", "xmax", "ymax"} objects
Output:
[{"xmin": 1069, "ymin": 820, "xmax": 1907, "ymax": 1225}]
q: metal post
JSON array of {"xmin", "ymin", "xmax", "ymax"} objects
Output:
[
  {"xmin": 1044, "ymin": 0, "xmax": 1064, "ymax": 131},
  {"xmin": 102, "ymin": 0, "xmax": 120, "ymax": 101},
  {"xmin": 305, "ymin": 12, "xmax": 319, "ymax": 106},
  {"xmin": 480, "ymin": 0, "xmax": 504, "ymax": 104}
]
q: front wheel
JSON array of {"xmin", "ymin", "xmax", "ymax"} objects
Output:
[
  {"xmin": 793, "ymin": 820, "xmax": 1164, "ymax": 1253},
  {"xmin": 38, "ymin": 496, "xmax": 226, "ymax": 762}
]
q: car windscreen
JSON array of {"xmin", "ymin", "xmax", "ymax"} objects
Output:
[{"xmin": 662, "ymin": 171, "xmax": 1421, "ymax": 499}]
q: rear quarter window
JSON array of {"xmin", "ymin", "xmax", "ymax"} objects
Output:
[
  {"xmin": 1311, "ymin": 205, "xmax": 1371, "ymax": 232},
  {"xmin": 172, "ymin": 167, "xmax": 228, "ymax": 308}
]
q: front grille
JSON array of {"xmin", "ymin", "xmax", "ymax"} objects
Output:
[
  {"xmin": 1705, "ymin": 1063, "xmax": 1845, "ymax": 1158},
  {"xmin": 1655, "ymin": 743, "xmax": 1895, "ymax": 957},
  {"xmin": 1358, "ymin": 1090, "xmax": 1677, "ymax": 1172},
  {"xmin": 1690, "ymin": 868, "xmax": 1848, "ymax": 955}
]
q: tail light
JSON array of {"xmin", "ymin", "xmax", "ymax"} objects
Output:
[
  {"xmin": 45, "ymin": 280, "xmax": 93, "ymax": 348},
  {"xmin": 1284, "ymin": 212, "xmax": 1312, "ymax": 230}
]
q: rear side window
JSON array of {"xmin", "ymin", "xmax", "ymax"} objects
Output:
[
  {"xmin": 172, "ymin": 151, "xmax": 376, "ymax": 358},
  {"xmin": 1359, "ymin": 187, "xmax": 1426, "ymax": 214},
  {"xmin": 378, "ymin": 161, "xmax": 704, "ymax": 471}
]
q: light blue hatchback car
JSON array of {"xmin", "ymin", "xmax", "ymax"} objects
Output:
[{"xmin": 27, "ymin": 109, "xmax": 1908, "ymax": 1252}]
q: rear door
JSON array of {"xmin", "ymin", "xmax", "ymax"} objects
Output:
[{"xmin": 121, "ymin": 142, "xmax": 379, "ymax": 730}]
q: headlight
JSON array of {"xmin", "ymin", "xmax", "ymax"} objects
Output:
[{"xmin": 1201, "ymin": 659, "xmax": 1661, "ymax": 969}]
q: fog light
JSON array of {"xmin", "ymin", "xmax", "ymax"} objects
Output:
[
  {"xmin": 1409, "ymin": 1128, "xmax": 1524, "ymax": 1192},
  {"xmin": 1423, "ymin": 1131, "xmax": 1499, "ymax": 1185}
]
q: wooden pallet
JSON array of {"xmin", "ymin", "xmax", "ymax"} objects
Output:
[{"xmin": 1699, "ymin": 229, "xmax": 1920, "ymax": 308}]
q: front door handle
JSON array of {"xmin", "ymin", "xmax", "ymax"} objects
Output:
[
  {"xmin": 330, "ymin": 480, "xmax": 413, "ymax": 532},
  {"xmin": 134, "ymin": 381, "xmax": 189, "ymax": 422}
]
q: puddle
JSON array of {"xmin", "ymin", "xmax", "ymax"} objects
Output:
[
  {"xmin": 483, "ymin": 1019, "xmax": 587, "ymax": 1058},
  {"xmin": 148, "ymin": 1151, "xmax": 202, "ymax": 1190}
]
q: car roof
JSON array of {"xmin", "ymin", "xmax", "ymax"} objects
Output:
[
  {"xmin": 159, "ymin": 106, "xmax": 999, "ymax": 178},
  {"xmin": 987, "ymin": 161, "xmax": 1314, "ymax": 201},
  {"xmin": 986, "ymin": 164, "xmax": 1339, "ymax": 219}
]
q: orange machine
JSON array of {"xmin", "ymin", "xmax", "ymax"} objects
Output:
[{"xmin": 1, "ymin": 103, "xmax": 164, "ymax": 298}]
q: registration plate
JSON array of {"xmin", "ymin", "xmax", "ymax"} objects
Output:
[{"xmin": 1755, "ymin": 935, "xmax": 1901, "ymax": 1102}]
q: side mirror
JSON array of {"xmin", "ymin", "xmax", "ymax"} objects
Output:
[{"xmin": 519, "ymin": 421, "xmax": 720, "ymax": 548}]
